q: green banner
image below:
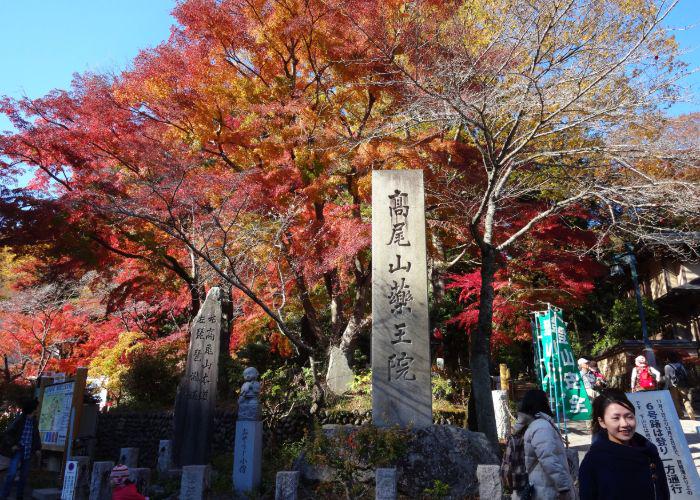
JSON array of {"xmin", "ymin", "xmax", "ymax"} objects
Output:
[{"xmin": 533, "ymin": 307, "xmax": 592, "ymax": 422}]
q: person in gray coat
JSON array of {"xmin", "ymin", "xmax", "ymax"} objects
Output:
[{"xmin": 517, "ymin": 389, "xmax": 576, "ymax": 500}]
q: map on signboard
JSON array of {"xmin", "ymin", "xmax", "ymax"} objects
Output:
[{"xmin": 39, "ymin": 381, "xmax": 74, "ymax": 448}]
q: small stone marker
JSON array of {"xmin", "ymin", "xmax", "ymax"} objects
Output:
[
  {"xmin": 491, "ymin": 390, "xmax": 511, "ymax": 440},
  {"xmin": 233, "ymin": 367, "xmax": 263, "ymax": 494},
  {"xmin": 88, "ymin": 461, "xmax": 114, "ymax": 500},
  {"xmin": 118, "ymin": 447, "xmax": 138, "ymax": 468},
  {"xmin": 129, "ymin": 468, "xmax": 150, "ymax": 495},
  {"xmin": 180, "ymin": 465, "xmax": 210, "ymax": 500},
  {"xmin": 375, "ymin": 468, "xmax": 397, "ymax": 500},
  {"xmin": 371, "ymin": 170, "xmax": 432, "ymax": 428},
  {"xmin": 275, "ymin": 471, "xmax": 300, "ymax": 500},
  {"xmin": 326, "ymin": 346, "xmax": 354, "ymax": 395},
  {"xmin": 157, "ymin": 440, "xmax": 173, "ymax": 473},
  {"xmin": 173, "ymin": 287, "xmax": 223, "ymax": 466},
  {"xmin": 476, "ymin": 464, "xmax": 502, "ymax": 500}
]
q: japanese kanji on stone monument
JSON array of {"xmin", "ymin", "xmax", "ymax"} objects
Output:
[
  {"xmin": 173, "ymin": 286, "xmax": 223, "ymax": 466},
  {"xmin": 372, "ymin": 170, "xmax": 432, "ymax": 427}
]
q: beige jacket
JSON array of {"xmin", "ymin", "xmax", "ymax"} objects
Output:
[{"xmin": 523, "ymin": 412, "xmax": 576, "ymax": 500}]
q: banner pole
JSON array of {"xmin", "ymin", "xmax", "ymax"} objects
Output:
[
  {"xmin": 554, "ymin": 307, "xmax": 569, "ymax": 445},
  {"xmin": 547, "ymin": 305, "xmax": 562, "ymax": 429}
]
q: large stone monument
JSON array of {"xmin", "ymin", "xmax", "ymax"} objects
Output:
[
  {"xmin": 371, "ymin": 170, "xmax": 432, "ymax": 427},
  {"xmin": 173, "ymin": 287, "xmax": 223, "ymax": 466},
  {"xmin": 233, "ymin": 367, "xmax": 263, "ymax": 494}
]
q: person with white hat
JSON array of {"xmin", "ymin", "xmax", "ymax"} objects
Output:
[
  {"xmin": 578, "ymin": 358, "xmax": 597, "ymax": 402},
  {"xmin": 630, "ymin": 355, "xmax": 660, "ymax": 392}
]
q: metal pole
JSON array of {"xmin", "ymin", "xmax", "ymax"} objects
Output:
[
  {"xmin": 547, "ymin": 305, "xmax": 562, "ymax": 429},
  {"xmin": 532, "ymin": 314, "xmax": 545, "ymax": 387},
  {"xmin": 554, "ymin": 308, "xmax": 569, "ymax": 445},
  {"xmin": 539, "ymin": 311, "xmax": 554, "ymax": 407},
  {"xmin": 625, "ymin": 248, "xmax": 657, "ymax": 368}
]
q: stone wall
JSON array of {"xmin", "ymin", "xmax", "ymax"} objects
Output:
[
  {"xmin": 95, "ymin": 410, "xmax": 236, "ymax": 468},
  {"xmin": 94, "ymin": 407, "xmax": 469, "ymax": 467}
]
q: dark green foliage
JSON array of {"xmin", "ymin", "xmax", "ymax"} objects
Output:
[
  {"xmin": 591, "ymin": 297, "xmax": 660, "ymax": 355},
  {"xmin": 120, "ymin": 344, "xmax": 182, "ymax": 409}
]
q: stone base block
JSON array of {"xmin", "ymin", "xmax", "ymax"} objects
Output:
[{"xmin": 32, "ymin": 489, "xmax": 61, "ymax": 500}]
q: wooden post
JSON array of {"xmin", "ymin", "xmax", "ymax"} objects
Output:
[
  {"xmin": 61, "ymin": 367, "xmax": 88, "ymax": 477},
  {"xmin": 499, "ymin": 364, "xmax": 510, "ymax": 395}
]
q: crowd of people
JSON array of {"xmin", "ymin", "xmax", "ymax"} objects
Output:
[{"xmin": 501, "ymin": 351, "xmax": 696, "ymax": 500}]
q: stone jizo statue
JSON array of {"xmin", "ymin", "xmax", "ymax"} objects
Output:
[{"xmin": 238, "ymin": 367, "xmax": 261, "ymax": 421}]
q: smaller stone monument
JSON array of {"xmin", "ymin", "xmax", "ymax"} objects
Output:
[
  {"xmin": 89, "ymin": 461, "xmax": 114, "ymax": 500},
  {"xmin": 180, "ymin": 465, "xmax": 210, "ymax": 500},
  {"xmin": 476, "ymin": 464, "xmax": 503, "ymax": 500},
  {"xmin": 491, "ymin": 390, "xmax": 511, "ymax": 440},
  {"xmin": 118, "ymin": 448, "xmax": 138, "ymax": 468},
  {"xmin": 157, "ymin": 440, "xmax": 173, "ymax": 473},
  {"xmin": 326, "ymin": 346, "xmax": 354, "ymax": 395},
  {"xmin": 233, "ymin": 367, "xmax": 263, "ymax": 494},
  {"xmin": 375, "ymin": 468, "xmax": 397, "ymax": 500},
  {"xmin": 275, "ymin": 471, "xmax": 300, "ymax": 500}
]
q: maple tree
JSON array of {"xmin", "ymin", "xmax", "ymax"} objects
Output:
[
  {"xmin": 0, "ymin": 0, "xmax": 415, "ymax": 397},
  {"xmin": 348, "ymin": 0, "xmax": 698, "ymax": 441},
  {"xmin": 0, "ymin": 271, "xmax": 122, "ymax": 380}
]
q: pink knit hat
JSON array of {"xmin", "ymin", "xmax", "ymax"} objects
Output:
[{"xmin": 110, "ymin": 464, "xmax": 130, "ymax": 486}]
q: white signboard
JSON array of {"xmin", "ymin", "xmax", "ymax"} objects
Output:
[
  {"xmin": 60, "ymin": 460, "xmax": 78, "ymax": 500},
  {"xmin": 627, "ymin": 390, "xmax": 700, "ymax": 498}
]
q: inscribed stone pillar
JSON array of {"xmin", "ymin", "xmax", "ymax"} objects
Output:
[
  {"xmin": 89, "ymin": 461, "xmax": 114, "ymax": 500},
  {"xmin": 233, "ymin": 367, "xmax": 263, "ymax": 495},
  {"xmin": 173, "ymin": 287, "xmax": 223, "ymax": 466},
  {"xmin": 371, "ymin": 170, "xmax": 432, "ymax": 427}
]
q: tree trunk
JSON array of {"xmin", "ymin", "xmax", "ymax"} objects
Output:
[{"xmin": 470, "ymin": 244, "xmax": 499, "ymax": 445}]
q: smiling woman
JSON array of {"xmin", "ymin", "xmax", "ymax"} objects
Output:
[{"xmin": 579, "ymin": 389, "xmax": 670, "ymax": 500}]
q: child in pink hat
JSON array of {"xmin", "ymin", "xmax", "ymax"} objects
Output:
[{"xmin": 110, "ymin": 464, "xmax": 146, "ymax": 500}]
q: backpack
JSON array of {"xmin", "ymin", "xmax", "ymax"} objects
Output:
[
  {"xmin": 638, "ymin": 367, "xmax": 656, "ymax": 389},
  {"xmin": 670, "ymin": 362, "xmax": 689, "ymax": 388},
  {"xmin": 500, "ymin": 429, "xmax": 528, "ymax": 492}
]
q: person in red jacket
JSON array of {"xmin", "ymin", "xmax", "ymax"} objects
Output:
[{"xmin": 110, "ymin": 465, "xmax": 146, "ymax": 500}]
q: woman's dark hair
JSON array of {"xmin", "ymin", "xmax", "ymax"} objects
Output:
[
  {"xmin": 591, "ymin": 388, "xmax": 635, "ymax": 435},
  {"xmin": 519, "ymin": 389, "xmax": 553, "ymax": 417},
  {"xmin": 21, "ymin": 398, "xmax": 39, "ymax": 415}
]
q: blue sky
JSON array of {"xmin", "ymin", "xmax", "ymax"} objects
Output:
[
  {"xmin": 0, "ymin": 0, "xmax": 698, "ymax": 134},
  {"xmin": 0, "ymin": 0, "xmax": 176, "ymax": 134}
]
